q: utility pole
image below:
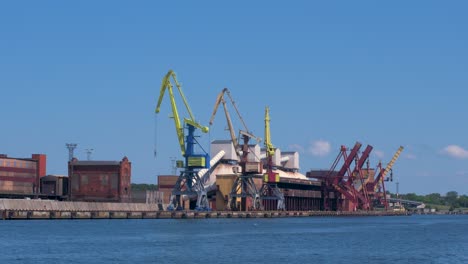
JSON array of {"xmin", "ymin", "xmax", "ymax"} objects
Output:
[
  {"xmin": 66, "ymin": 143, "xmax": 78, "ymax": 201},
  {"xmin": 66, "ymin": 143, "xmax": 77, "ymax": 161},
  {"xmin": 85, "ymin": 149, "xmax": 94, "ymax": 161}
]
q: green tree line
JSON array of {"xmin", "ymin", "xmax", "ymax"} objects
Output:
[{"xmin": 392, "ymin": 191, "xmax": 468, "ymax": 209}]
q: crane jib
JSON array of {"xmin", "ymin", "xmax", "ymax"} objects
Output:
[{"xmin": 154, "ymin": 70, "xmax": 210, "ymax": 169}]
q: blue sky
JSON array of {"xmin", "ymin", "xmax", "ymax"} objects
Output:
[{"xmin": 1, "ymin": 1, "xmax": 467, "ymax": 195}]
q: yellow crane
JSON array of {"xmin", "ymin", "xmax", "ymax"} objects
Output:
[
  {"xmin": 155, "ymin": 70, "xmax": 209, "ymax": 168},
  {"xmin": 372, "ymin": 146, "xmax": 404, "ymax": 210},
  {"xmin": 264, "ymin": 108, "xmax": 275, "ymax": 155},
  {"xmin": 374, "ymin": 146, "xmax": 404, "ymax": 192},
  {"xmin": 259, "ymin": 106, "xmax": 285, "ymax": 210},
  {"xmin": 155, "ymin": 70, "xmax": 210, "ymax": 210}
]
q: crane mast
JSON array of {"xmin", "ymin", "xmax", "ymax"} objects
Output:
[
  {"xmin": 155, "ymin": 70, "xmax": 210, "ymax": 211},
  {"xmin": 209, "ymin": 88, "xmax": 262, "ymax": 211}
]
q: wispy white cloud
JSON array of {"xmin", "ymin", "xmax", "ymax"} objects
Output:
[
  {"xmin": 404, "ymin": 153, "xmax": 417, "ymax": 160},
  {"xmin": 442, "ymin": 145, "xmax": 468, "ymax": 159},
  {"xmin": 289, "ymin": 144, "xmax": 304, "ymax": 153},
  {"xmin": 308, "ymin": 140, "xmax": 331, "ymax": 157},
  {"xmin": 374, "ymin": 150, "xmax": 385, "ymax": 159}
]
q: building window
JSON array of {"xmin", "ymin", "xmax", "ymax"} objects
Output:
[
  {"xmin": 101, "ymin": 174, "xmax": 108, "ymax": 186},
  {"xmin": 81, "ymin": 175, "xmax": 88, "ymax": 185},
  {"xmin": 111, "ymin": 174, "xmax": 118, "ymax": 189},
  {"xmin": 72, "ymin": 174, "xmax": 80, "ymax": 191}
]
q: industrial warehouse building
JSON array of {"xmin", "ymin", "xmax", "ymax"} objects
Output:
[
  {"xmin": 68, "ymin": 157, "xmax": 132, "ymax": 202},
  {"xmin": 158, "ymin": 140, "xmax": 324, "ymax": 211},
  {"xmin": 0, "ymin": 154, "xmax": 47, "ymax": 197}
]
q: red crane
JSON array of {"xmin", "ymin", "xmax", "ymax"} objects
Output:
[
  {"xmin": 348, "ymin": 145, "xmax": 373, "ymax": 210},
  {"xmin": 322, "ymin": 142, "xmax": 362, "ymax": 211}
]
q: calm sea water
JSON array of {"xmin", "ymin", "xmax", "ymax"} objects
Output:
[{"xmin": 0, "ymin": 215, "xmax": 467, "ymax": 264}]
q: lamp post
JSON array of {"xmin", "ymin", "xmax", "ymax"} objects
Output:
[{"xmin": 396, "ymin": 181, "xmax": 399, "ymax": 199}]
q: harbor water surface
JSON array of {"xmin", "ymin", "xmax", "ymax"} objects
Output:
[{"xmin": 0, "ymin": 215, "xmax": 467, "ymax": 263}]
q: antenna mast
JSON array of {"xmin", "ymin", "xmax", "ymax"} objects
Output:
[
  {"xmin": 85, "ymin": 149, "xmax": 94, "ymax": 160},
  {"xmin": 66, "ymin": 143, "xmax": 77, "ymax": 161}
]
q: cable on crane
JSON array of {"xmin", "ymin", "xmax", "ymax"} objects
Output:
[{"xmin": 154, "ymin": 114, "xmax": 158, "ymax": 158}]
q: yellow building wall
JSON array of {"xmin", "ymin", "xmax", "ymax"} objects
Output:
[{"xmin": 215, "ymin": 175, "xmax": 237, "ymax": 210}]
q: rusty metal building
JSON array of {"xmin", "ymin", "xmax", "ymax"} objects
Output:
[
  {"xmin": 0, "ymin": 154, "xmax": 47, "ymax": 197},
  {"xmin": 68, "ymin": 157, "xmax": 131, "ymax": 202}
]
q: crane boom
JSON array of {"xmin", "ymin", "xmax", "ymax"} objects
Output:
[
  {"xmin": 374, "ymin": 146, "xmax": 404, "ymax": 192},
  {"xmin": 209, "ymin": 88, "xmax": 226, "ymax": 125},
  {"xmin": 352, "ymin": 145, "xmax": 373, "ymax": 192},
  {"xmin": 209, "ymin": 88, "xmax": 261, "ymax": 157},
  {"xmin": 210, "ymin": 88, "xmax": 239, "ymax": 154},
  {"xmin": 155, "ymin": 70, "xmax": 209, "ymax": 157},
  {"xmin": 264, "ymin": 106, "xmax": 279, "ymax": 183},
  {"xmin": 264, "ymin": 106, "xmax": 275, "ymax": 157},
  {"xmin": 224, "ymin": 89, "xmax": 250, "ymax": 133},
  {"xmin": 156, "ymin": 70, "xmax": 196, "ymax": 121},
  {"xmin": 210, "ymin": 88, "xmax": 250, "ymax": 130},
  {"xmin": 333, "ymin": 143, "xmax": 362, "ymax": 185}
]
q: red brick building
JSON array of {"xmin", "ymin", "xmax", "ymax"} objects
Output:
[
  {"xmin": 68, "ymin": 157, "xmax": 131, "ymax": 202},
  {"xmin": 0, "ymin": 154, "xmax": 47, "ymax": 196}
]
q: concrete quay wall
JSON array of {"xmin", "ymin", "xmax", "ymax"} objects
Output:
[{"xmin": 0, "ymin": 199, "xmax": 409, "ymax": 220}]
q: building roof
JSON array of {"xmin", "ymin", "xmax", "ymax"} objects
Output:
[
  {"xmin": 306, "ymin": 170, "xmax": 337, "ymax": 178},
  {"xmin": 45, "ymin": 174, "xmax": 68, "ymax": 178},
  {"xmin": 0, "ymin": 155, "xmax": 37, "ymax": 162},
  {"xmin": 41, "ymin": 175, "xmax": 68, "ymax": 180},
  {"xmin": 212, "ymin": 140, "xmax": 233, "ymax": 144},
  {"xmin": 71, "ymin": 161, "xmax": 121, "ymax": 166}
]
